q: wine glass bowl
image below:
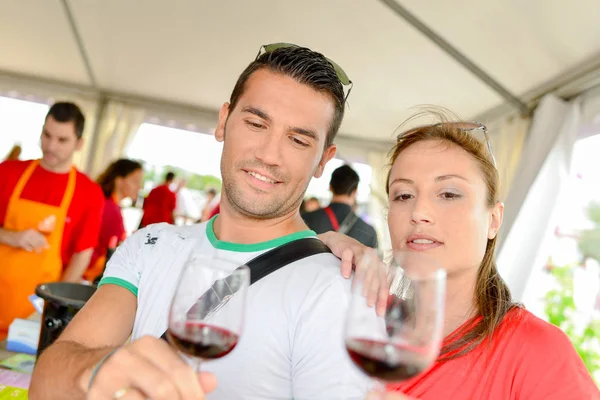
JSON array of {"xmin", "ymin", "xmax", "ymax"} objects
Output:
[
  {"xmin": 345, "ymin": 251, "xmax": 446, "ymax": 385},
  {"xmin": 167, "ymin": 256, "xmax": 250, "ymax": 364}
]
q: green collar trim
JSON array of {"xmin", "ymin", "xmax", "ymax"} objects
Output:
[{"xmin": 206, "ymin": 215, "xmax": 316, "ymax": 252}]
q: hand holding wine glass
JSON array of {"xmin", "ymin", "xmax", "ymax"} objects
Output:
[
  {"xmin": 345, "ymin": 251, "xmax": 446, "ymax": 392},
  {"xmin": 167, "ymin": 255, "xmax": 250, "ymax": 370}
]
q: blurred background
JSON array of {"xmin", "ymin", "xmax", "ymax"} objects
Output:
[{"xmin": 1, "ymin": 0, "xmax": 599, "ymax": 378}]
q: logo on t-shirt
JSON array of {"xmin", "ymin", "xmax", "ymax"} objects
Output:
[{"xmin": 145, "ymin": 234, "xmax": 158, "ymax": 246}]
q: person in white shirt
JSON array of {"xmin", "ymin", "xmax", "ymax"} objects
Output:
[{"xmin": 31, "ymin": 43, "xmax": 370, "ymax": 400}]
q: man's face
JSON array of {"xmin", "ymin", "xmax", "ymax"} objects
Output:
[
  {"xmin": 215, "ymin": 69, "xmax": 337, "ymax": 219},
  {"xmin": 40, "ymin": 115, "xmax": 82, "ymax": 171}
]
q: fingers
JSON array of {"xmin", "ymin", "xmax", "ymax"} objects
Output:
[
  {"xmin": 198, "ymin": 373, "xmax": 217, "ymax": 394},
  {"xmin": 376, "ymin": 263, "xmax": 390, "ymax": 317},
  {"xmin": 129, "ymin": 337, "xmax": 204, "ymax": 399},
  {"xmin": 19, "ymin": 230, "xmax": 49, "ymax": 252},
  {"xmin": 88, "ymin": 337, "xmax": 207, "ymax": 400},
  {"xmin": 354, "ymin": 249, "xmax": 389, "ymax": 316},
  {"xmin": 341, "ymin": 248, "xmax": 355, "ymax": 278},
  {"xmin": 115, "ymin": 387, "xmax": 145, "ymax": 400}
]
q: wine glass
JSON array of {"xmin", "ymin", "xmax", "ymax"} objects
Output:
[
  {"xmin": 345, "ymin": 251, "xmax": 446, "ymax": 392},
  {"xmin": 167, "ymin": 255, "xmax": 250, "ymax": 371}
]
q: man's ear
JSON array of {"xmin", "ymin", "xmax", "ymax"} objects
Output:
[
  {"xmin": 75, "ymin": 137, "xmax": 84, "ymax": 152},
  {"xmin": 488, "ymin": 201, "xmax": 504, "ymax": 239},
  {"xmin": 314, "ymin": 144, "xmax": 337, "ymax": 178},
  {"xmin": 215, "ymin": 103, "xmax": 231, "ymax": 142}
]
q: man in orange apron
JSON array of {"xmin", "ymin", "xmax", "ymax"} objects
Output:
[{"xmin": 0, "ymin": 102, "xmax": 105, "ymax": 339}]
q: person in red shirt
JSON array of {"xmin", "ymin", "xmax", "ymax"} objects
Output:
[
  {"xmin": 321, "ymin": 115, "xmax": 599, "ymax": 399},
  {"xmin": 139, "ymin": 171, "xmax": 177, "ymax": 227},
  {"xmin": 0, "ymin": 102, "xmax": 104, "ymax": 337},
  {"xmin": 84, "ymin": 159, "xmax": 143, "ymax": 282}
]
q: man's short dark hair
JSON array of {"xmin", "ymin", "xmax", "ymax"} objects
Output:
[
  {"xmin": 229, "ymin": 45, "xmax": 345, "ymax": 147},
  {"xmin": 330, "ymin": 165, "xmax": 359, "ymax": 195},
  {"xmin": 165, "ymin": 172, "xmax": 176, "ymax": 182},
  {"xmin": 46, "ymin": 102, "xmax": 85, "ymax": 139}
]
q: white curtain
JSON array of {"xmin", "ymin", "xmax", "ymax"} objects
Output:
[
  {"xmin": 367, "ymin": 149, "xmax": 392, "ymax": 252},
  {"xmin": 85, "ymin": 100, "xmax": 146, "ymax": 178},
  {"xmin": 497, "ymin": 94, "xmax": 581, "ymax": 302},
  {"xmin": 484, "ymin": 114, "xmax": 531, "ymax": 200}
]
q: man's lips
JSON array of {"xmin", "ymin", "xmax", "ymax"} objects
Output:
[{"xmin": 243, "ymin": 169, "xmax": 282, "ymax": 185}]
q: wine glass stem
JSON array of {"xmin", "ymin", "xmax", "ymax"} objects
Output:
[{"xmin": 195, "ymin": 357, "xmax": 202, "ymax": 373}]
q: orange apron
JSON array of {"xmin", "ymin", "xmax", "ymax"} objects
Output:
[{"xmin": 0, "ymin": 160, "xmax": 76, "ymax": 338}]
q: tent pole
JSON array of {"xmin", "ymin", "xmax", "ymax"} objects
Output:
[
  {"xmin": 379, "ymin": 0, "xmax": 530, "ymax": 116},
  {"xmin": 60, "ymin": 0, "xmax": 98, "ymax": 88}
]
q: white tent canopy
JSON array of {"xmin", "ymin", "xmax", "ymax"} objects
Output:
[{"xmin": 1, "ymin": 0, "xmax": 600, "ymax": 145}]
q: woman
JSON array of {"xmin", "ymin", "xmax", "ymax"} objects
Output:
[
  {"xmin": 321, "ymin": 114, "xmax": 599, "ymax": 399},
  {"xmin": 84, "ymin": 159, "xmax": 143, "ymax": 282}
]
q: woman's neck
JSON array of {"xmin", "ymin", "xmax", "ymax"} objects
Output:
[{"xmin": 443, "ymin": 271, "xmax": 478, "ymax": 337}]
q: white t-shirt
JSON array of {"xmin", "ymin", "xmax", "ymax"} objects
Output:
[{"xmin": 99, "ymin": 218, "xmax": 371, "ymax": 399}]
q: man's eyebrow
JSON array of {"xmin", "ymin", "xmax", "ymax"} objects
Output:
[
  {"xmin": 289, "ymin": 127, "xmax": 318, "ymax": 141},
  {"xmin": 241, "ymin": 107, "xmax": 271, "ymax": 123},
  {"xmin": 242, "ymin": 106, "xmax": 319, "ymax": 141}
]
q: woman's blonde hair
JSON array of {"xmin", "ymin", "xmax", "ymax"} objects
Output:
[{"xmin": 387, "ymin": 110, "xmax": 519, "ymax": 360}]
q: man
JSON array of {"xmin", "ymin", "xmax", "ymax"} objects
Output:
[
  {"xmin": 303, "ymin": 164, "xmax": 378, "ymax": 248},
  {"xmin": 140, "ymin": 171, "xmax": 177, "ymax": 227},
  {"xmin": 0, "ymin": 102, "xmax": 104, "ymax": 337},
  {"xmin": 31, "ymin": 44, "xmax": 370, "ymax": 399}
]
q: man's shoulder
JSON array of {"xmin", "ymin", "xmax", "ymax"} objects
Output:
[
  {"xmin": 135, "ymin": 222, "xmax": 207, "ymax": 250},
  {"xmin": 284, "ymin": 246, "xmax": 347, "ymax": 289}
]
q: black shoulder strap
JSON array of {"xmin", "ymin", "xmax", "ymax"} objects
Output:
[
  {"xmin": 247, "ymin": 237, "xmax": 331, "ymax": 284},
  {"xmin": 160, "ymin": 237, "xmax": 331, "ymax": 341}
]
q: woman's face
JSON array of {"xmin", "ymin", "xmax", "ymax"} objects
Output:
[
  {"xmin": 116, "ymin": 169, "xmax": 143, "ymax": 200},
  {"xmin": 387, "ymin": 140, "xmax": 503, "ymax": 278}
]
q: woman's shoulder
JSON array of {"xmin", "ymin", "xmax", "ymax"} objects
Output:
[
  {"xmin": 502, "ymin": 308, "xmax": 573, "ymax": 352},
  {"xmin": 498, "ymin": 309, "xmax": 599, "ymax": 397}
]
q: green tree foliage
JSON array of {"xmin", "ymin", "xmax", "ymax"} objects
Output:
[{"xmin": 545, "ymin": 200, "xmax": 600, "ymax": 383}]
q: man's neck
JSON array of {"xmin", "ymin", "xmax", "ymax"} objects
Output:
[
  {"xmin": 39, "ymin": 158, "xmax": 73, "ymax": 174},
  {"xmin": 330, "ymin": 195, "xmax": 354, "ymax": 206},
  {"xmin": 213, "ymin": 197, "xmax": 309, "ymax": 244}
]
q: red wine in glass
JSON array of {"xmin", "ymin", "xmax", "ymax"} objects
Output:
[
  {"xmin": 344, "ymin": 251, "xmax": 446, "ymax": 393},
  {"xmin": 168, "ymin": 322, "xmax": 239, "ymax": 359},
  {"xmin": 346, "ymin": 338, "xmax": 428, "ymax": 381}
]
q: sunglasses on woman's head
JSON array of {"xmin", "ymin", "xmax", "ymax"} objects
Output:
[
  {"xmin": 256, "ymin": 42, "xmax": 353, "ymax": 102},
  {"xmin": 397, "ymin": 121, "xmax": 497, "ymax": 167}
]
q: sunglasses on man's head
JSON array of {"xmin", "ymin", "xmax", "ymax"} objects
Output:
[
  {"xmin": 256, "ymin": 42, "xmax": 353, "ymax": 102},
  {"xmin": 397, "ymin": 122, "xmax": 497, "ymax": 167}
]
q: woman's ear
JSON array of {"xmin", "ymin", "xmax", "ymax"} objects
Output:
[{"xmin": 488, "ymin": 201, "xmax": 504, "ymax": 239}]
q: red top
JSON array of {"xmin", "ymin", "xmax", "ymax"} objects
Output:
[
  {"xmin": 0, "ymin": 160, "xmax": 105, "ymax": 267},
  {"xmin": 89, "ymin": 195, "xmax": 126, "ymax": 269},
  {"xmin": 388, "ymin": 308, "xmax": 599, "ymax": 399},
  {"xmin": 140, "ymin": 184, "xmax": 177, "ymax": 227},
  {"xmin": 208, "ymin": 203, "xmax": 220, "ymax": 220}
]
